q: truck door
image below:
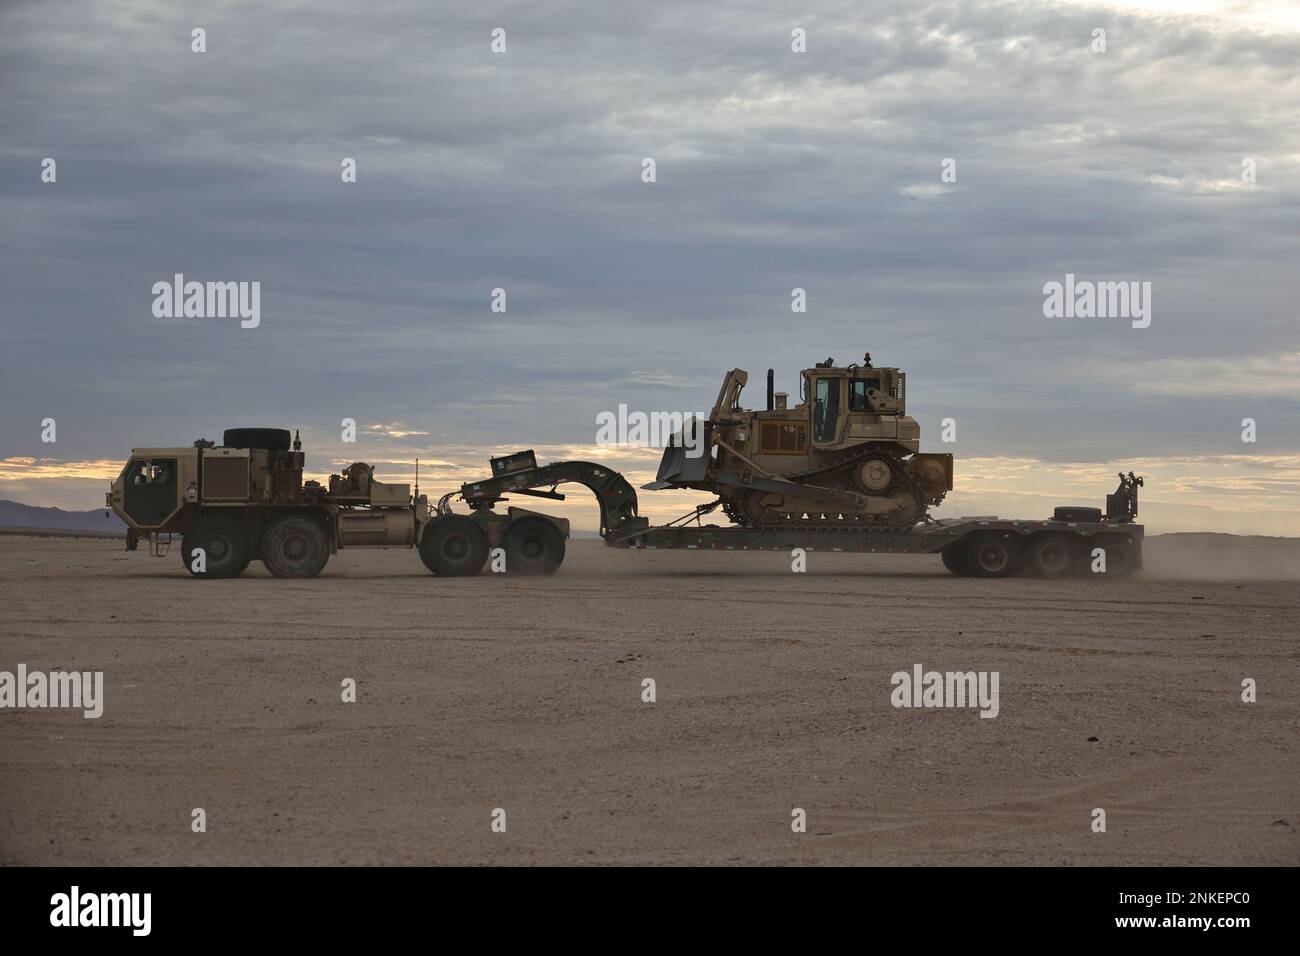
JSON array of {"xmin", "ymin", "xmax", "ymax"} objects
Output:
[
  {"xmin": 122, "ymin": 457, "xmax": 180, "ymax": 527},
  {"xmin": 812, "ymin": 377, "xmax": 843, "ymax": 445}
]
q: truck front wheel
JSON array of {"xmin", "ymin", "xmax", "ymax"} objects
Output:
[
  {"xmin": 262, "ymin": 515, "xmax": 331, "ymax": 578},
  {"xmin": 181, "ymin": 514, "xmax": 250, "ymax": 579}
]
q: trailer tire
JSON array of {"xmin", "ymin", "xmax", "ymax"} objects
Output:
[
  {"xmin": 222, "ymin": 428, "xmax": 292, "ymax": 451},
  {"xmin": 419, "ymin": 516, "xmax": 490, "ymax": 576},
  {"xmin": 181, "ymin": 514, "xmax": 249, "ymax": 579},
  {"xmin": 940, "ymin": 547, "xmax": 971, "ymax": 576},
  {"xmin": 1090, "ymin": 536, "xmax": 1137, "ymax": 578},
  {"xmin": 504, "ymin": 516, "xmax": 565, "ymax": 576},
  {"xmin": 1027, "ymin": 534, "xmax": 1076, "ymax": 578},
  {"xmin": 262, "ymin": 515, "xmax": 331, "ymax": 578},
  {"xmin": 1054, "ymin": 506, "xmax": 1103, "ymax": 523},
  {"xmin": 968, "ymin": 533, "xmax": 1016, "ymax": 578}
]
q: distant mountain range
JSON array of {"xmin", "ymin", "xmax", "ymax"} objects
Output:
[{"xmin": 0, "ymin": 500, "xmax": 126, "ymax": 534}]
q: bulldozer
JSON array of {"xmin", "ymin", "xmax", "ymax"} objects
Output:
[{"xmin": 646, "ymin": 353, "xmax": 953, "ymax": 529}]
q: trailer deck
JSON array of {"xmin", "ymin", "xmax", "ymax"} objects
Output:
[{"xmin": 605, "ymin": 516, "xmax": 1143, "ymax": 555}]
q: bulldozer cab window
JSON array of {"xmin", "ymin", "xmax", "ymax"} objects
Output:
[
  {"xmin": 813, "ymin": 378, "xmax": 840, "ymax": 443},
  {"xmin": 850, "ymin": 378, "xmax": 880, "ymax": 412}
]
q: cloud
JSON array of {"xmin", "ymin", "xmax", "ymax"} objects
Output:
[
  {"xmin": 1087, "ymin": 352, "xmax": 1300, "ymax": 398},
  {"xmin": 1, "ymin": 0, "xmax": 1297, "ymax": 527}
]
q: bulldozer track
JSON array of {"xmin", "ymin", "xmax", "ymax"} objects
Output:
[{"xmin": 720, "ymin": 447, "xmax": 929, "ymax": 531}]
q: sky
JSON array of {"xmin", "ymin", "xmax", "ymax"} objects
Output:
[{"xmin": 1, "ymin": 0, "xmax": 1297, "ymax": 534}]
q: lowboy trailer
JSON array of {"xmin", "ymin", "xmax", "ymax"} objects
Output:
[{"xmin": 453, "ymin": 452, "xmax": 1145, "ymax": 579}]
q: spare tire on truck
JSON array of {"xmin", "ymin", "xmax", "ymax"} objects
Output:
[
  {"xmin": 223, "ymin": 428, "xmax": 292, "ymax": 451},
  {"xmin": 1053, "ymin": 506, "xmax": 1102, "ymax": 523}
]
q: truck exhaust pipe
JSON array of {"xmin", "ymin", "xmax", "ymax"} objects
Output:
[{"xmin": 767, "ymin": 369, "xmax": 774, "ymax": 411}]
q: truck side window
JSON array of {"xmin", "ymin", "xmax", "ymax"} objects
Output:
[{"xmin": 133, "ymin": 460, "xmax": 167, "ymax": 483}]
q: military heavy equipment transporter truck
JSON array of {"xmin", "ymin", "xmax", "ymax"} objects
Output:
[
  {"xmin": 106, "ymin": 429, "xmax": 573, "ymax": 579},
  {"xmin": 106, "ymin": 353, "xmax": 1144, "ymax": 580}
]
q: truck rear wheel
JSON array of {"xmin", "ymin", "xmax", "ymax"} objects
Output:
[
  {"xmin": 1027, "ymin": 534, "xmax": 1075, "ymax": 578},
  {"xmin": 262, "ymin": 515, "xmax": 330, "ymax": 578},
  {"xmin": 419, "ymin": 516, "xmax": 490, "ymax": 576},
  {"xmin": 181, "ymin": 514, "xmax": 250, "ymax": 579},
  {"xmin": 504, "ymin": 516, "xmax": 565, "ymax": 575},
  {"xmin": 968, "ymin": 533, "xmax": 1016, "ymax": 578}
]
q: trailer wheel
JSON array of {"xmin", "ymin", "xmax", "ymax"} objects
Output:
[
  {"xmin": 262, "ymin": 515, "xmax": 331, "ymax": 578},
  {"xmin": 419, "ymin": 516, "xmax": 490, "ymax": 576},
  {"xmin": 940, "ymin": 547, "xmax": 971, "ymax": 576},
  {"xmin": 969, "ymin": 533, "xmax": 1016, "ymax": 578},
  {"xmin": 1027, "ymin": 534, "xmax": 1075, "ymax": 578},
  {"xmin": 181, "ymin": 514, "xmax": 249, "ymax": 579},
  {"xmin": 504, "ymin": 516, "xmax": 565, "ymax": 576},
  {"xmin": 1091, "ymin": 536, "xmax": 1136, "ymax": 578}
]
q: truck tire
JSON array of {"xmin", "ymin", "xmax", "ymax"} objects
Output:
[
  {"xmin": 223, "ymin": 428, "xmax": 292, "ymax": 451},
  {"xmin": 181, "ymin": 514, "xmax": 249, "ymax": 579},
  {"xmin": 503, "ymin": 516, "xmax": 565, "ymax": 576},
  {"xmin": 1090, "ymin": 536, "xmax": 1137, "ymax": 578},
  {"xmin": 968, "ymin": 533, "xmax": 1016, "ymax": 578},
  {"xmin": 1053, "ymin": 506, "xmax": 1102, "ymax": 523},
  {"xmin": 1026, "ymin": 533, "xmax": 1076, "ymax": 578},
  {"xmin": 940, "ymin": 546, "xmax": 971, "ymax": 576},
  {"xmin": 419, "ymin": 516, "xmax": 490, "ymax": 576},
  {"xmin": 262, "ymin": 515, "xmax": 330, "ymax": 578}
]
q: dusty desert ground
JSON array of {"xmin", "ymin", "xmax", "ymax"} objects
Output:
[{"xmin": 1, "ymin": 533, "xmax": 1296, "ymax": 866}]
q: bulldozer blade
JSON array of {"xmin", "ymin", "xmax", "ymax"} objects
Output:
[{"xmin": 643, "ymin": 421, "xmax": 710, "ymax": 490}]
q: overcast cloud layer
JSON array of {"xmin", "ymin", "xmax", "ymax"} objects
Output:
[{"xmin": 2, "ymin": 0, "xmax": 1297, "ymax": 531}]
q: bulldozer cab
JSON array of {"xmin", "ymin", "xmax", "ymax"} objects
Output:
[{"xmin": 803, "ymin": 363, "xmax": 905, "ymax": 447}]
